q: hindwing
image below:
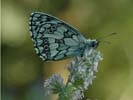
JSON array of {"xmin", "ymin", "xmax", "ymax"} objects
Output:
[{"xmin": 29, "ymin": 12, "xmax": 86, "ymax": 61}]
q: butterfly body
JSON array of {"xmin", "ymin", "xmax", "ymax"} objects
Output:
[{"xmin": 29, "ymin": 12, "xmax": 99, "ymax": 61}]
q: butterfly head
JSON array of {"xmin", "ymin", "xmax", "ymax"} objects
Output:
[
  {"xmin": 86, "ymin": 39, "xmax": 99, "ymax": 49},
  {"xmin": 90, "ymin": 40, "xmax": 99, "ymax": 48}
]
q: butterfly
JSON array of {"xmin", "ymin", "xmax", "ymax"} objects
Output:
[{"xmin": 29, "ymin": 12, "xmax": 99, "ymax": 61}]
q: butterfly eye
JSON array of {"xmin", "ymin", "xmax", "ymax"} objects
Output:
[{"xmin": 91, "ymin": 41, "xmax": 99, "ymax": 48}]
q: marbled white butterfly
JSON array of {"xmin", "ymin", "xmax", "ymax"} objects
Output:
[{"xmin": 29, "ymin": 12, "xmax": 99, "ymax": 61}]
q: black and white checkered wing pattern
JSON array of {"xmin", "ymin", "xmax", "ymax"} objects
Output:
[{"xmin": 29, "ymin": 12, "xmax": 86, "ymax": 61}]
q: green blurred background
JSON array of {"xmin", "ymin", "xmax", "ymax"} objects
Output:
[{"xmin": 2, "ymin": 0, "xmax": 133, "ymax": 100}]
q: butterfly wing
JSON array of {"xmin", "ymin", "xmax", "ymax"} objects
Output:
[{"xmin": 29, "ymin": 12, "xmax": 86, "ymax": 61}]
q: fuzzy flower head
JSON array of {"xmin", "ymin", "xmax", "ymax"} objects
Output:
[
  {"xmin": 68, "ymin": 48, "xmax": 102, "ymax": 90},
  {"xmin": 44, "ymin": 74, "xmax": 64, "ymax": 95}
]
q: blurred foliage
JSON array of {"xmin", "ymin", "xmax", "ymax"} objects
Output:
[{"xmin": 1, "ymin": 0, "xmax": 133, "ymax": 100}]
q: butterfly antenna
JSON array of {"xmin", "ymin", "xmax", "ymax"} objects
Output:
[
  {"xmin": 97, "ymin": 32, "xmax": 117, "ymax": 40},
  {"xmin": 99, "ymin": 40, "xmax": 111, "ymax": 45}
]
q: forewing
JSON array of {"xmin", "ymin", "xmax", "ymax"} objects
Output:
[{"xmin": 29, "ymin": 12, "xmax": 86, "ymax": 61}]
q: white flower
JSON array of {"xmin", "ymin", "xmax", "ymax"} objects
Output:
[
  {"xmin": 72, "ymin": 89, "xmax": 84, "ymax": 100},
  {"xmin": 44, "ymin": 74, "xmax": 64, "ymax": 95},
  {"xmin": 68, "ymin": 49, "xmax": 102, "ymax": 90}
]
